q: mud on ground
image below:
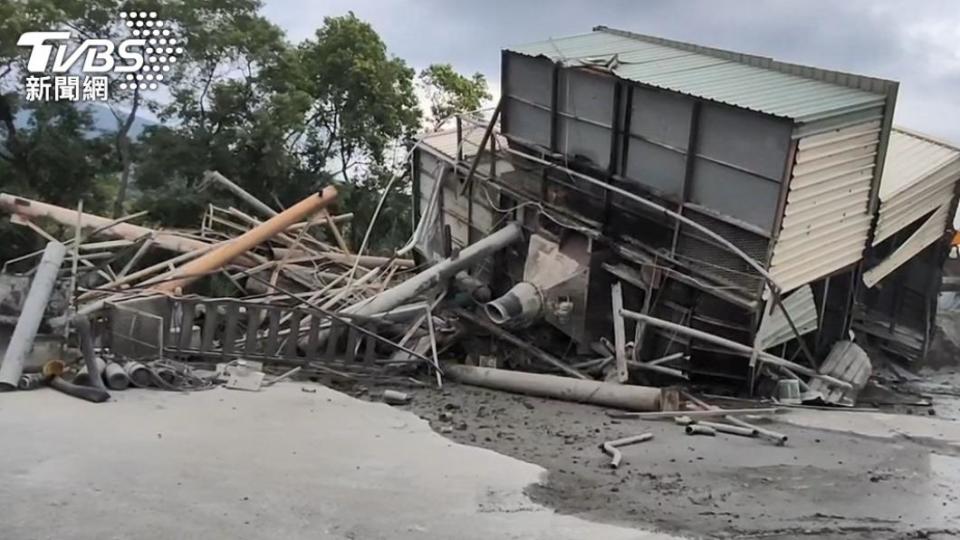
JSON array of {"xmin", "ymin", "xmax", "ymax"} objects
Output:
[{"xmin": 343, "ymin": 377, "xmax": 960, "ymax": 540}]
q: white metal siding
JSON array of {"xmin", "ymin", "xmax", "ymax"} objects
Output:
[
  {"xmin": 863, "ymin": 204, "xmax": 951, "ymax": 287},
  {"xmin": 756, "ymin": 285, "xmax": 818, "ymax": 350},
  {"xmin": 873, "ymin": 129, "xmax": 960, "ymax": 245},
  {"xmin": 769, "ymin": 121, "xmax": 882, "ymax": 293}
]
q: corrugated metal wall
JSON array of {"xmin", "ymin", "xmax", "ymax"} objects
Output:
[
  {"xmin": 873, "ymin": 129, "xmax": 960, "ymax": 246},
  {"xmin": 864, "ymin": 204, "xmax": 952, "ymax": 287},
  {"xmin": 769, "ymin": 119, "xmax": 884, "ymax": 293}
]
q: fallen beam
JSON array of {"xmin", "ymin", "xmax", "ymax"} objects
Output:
[
  {"xmin": 619, "ymin": 309, "xmax": 852, "ymax": 390},
  {"xmin": 445, "ymin": 364, "xmax": 670, "ymax": 412},
  {"xmin": 152, "ymin": 187, "xmax": 337, "ymax": 293},
  {"xmin": 0, "ymin": 241, "xmax": 66, "ymax": 391},
  {"xmin": 607, "ymin": 407, "xmax": 783, "ymax": 419},
  {"xmin": 0, "ymin": 193, "xmax": 211, "ymax": 255},
  {"xmin": 345, "ymin": 223, "xmax": 522, "ymax": 317}
]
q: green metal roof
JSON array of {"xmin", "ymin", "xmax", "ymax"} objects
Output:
[{"xmin": 508, "ymin": 27, "xmax": 894, "ymax": 124}]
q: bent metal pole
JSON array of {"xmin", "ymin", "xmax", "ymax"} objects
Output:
[{"xmin": 152, "ymin": 187, "xmax": 338, "ymax": 294}]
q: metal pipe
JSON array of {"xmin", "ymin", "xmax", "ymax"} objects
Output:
[
  {"xmin": 446, "ymin": 364, "xmax": 667, "ymax": 412},
  {"xmin": 75, "ymin": 317, "xmax": 108, "ymax": 392},
  {"xmin": 152, "ymin": 187, "xmax": 338, "ymax": 293},
  {"xmin": 725, "ymin": 416, "xmax": 788, "ymax": 446},
  {"xmin": 0, "ymin": 241, "xmax": 67, "ymax": 390},
  {"xmin": 73, "ymin": 356, "xmax": 106, "ymax": 388},
  {"xmin": 123, "ymin": 361, "xmax": 152, "ymax": 387},
  {"xmin": 272, "ymin": 249, "xmax": 415, "ymax": 269},
  {"xmin": 484, "ymin": 282, "xmax": 542, "ymax": 325},
  {"xmin": 18, "ymin": 373, "xmax": 46, "ymax": 390},
  {"xmin": 203, "ymin": 171, "xmax": 278, "ymax": 218},
  {"xmin": 104, "ymin": 362, "xmax": 130, "ymax": 390},
  {"xmin": 696, "ymin": 421, "xmax": 757, "ymax": 437},
  {"xmin": 345, "ymin": 223, "xmax": 522, "ymax": 318},
  {"xmin": 608, "ymin": 407, "xmax": 783, "ymax": 420},
  {"xmin": 619, "ymin": 309, "xmax": 852, "ymax": 390},
  {"xmin": 685, "ymin": 424, "xmax": 717, "ymax": 436},
  {"xmin": 682, "ymin": 391, "xmax": 788, "ymax": 445},
  {"xmin": 601, "ymin": 433, "xmax": 654, "ymax": 468}
]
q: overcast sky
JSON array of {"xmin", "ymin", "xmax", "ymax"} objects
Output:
[{"xmin": 262, "ymin": 0, "xmax": 960, "ymax": 142}]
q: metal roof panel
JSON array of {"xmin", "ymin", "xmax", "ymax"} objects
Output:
[{"xmin": 507, "ymin": 28, "xmax": 890, "ymax": 123}]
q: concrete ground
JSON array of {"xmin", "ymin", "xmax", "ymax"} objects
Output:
[
  {"xmin": 396, "ymin": 380, "xmax": 960, "ymax": 539},
  {"xmin": 0, "ymin": 383, "xmax": 680, "ymax": 540}
]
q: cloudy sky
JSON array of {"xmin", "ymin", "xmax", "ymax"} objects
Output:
[{"xmin": 261, "ymin": 0, "xmax": 960, "ymax": 142}]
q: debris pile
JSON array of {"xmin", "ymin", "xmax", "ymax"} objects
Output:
[
  {"xmin": 0, "ymin": 170, "xmax": 449, "ymax": 400},
  {"xmin": 1, "ymin": 28, "xmax": 959, "ymax": 439}
]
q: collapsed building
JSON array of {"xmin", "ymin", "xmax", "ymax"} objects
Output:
[
  {"xmin": 0, "ymin": 26, "xmax": 958, "ymax": 408},
  {"xmin": 411, "ymin": 26, "xmax": 960, "ymax": 393}
]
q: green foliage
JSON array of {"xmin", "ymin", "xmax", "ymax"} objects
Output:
[
  {"xmin": 296, "ymin": 13, "xmax": 420, "ymax": 182},
  {"xmin": 419, "ymin": 63, "xmax": 491, "ymax": 129}
]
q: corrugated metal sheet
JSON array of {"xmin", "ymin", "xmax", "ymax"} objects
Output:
[
  {"xmin": 769, "ymin": 121, "xmax": 880, "ymax": 293},
  {"xmin": 508, "ymin": 29, "xmax": 887, "ymax": 124},
  {"xmin": 755, "ymin": 285, "xmax": 818, "ymax": 350},
  {"xmin": 863, "ymin": 204, "xmax": 951, "ymax": 287},
  {"xmin": 873, "ymin": 128, "xmax": 960, "ymax": 245}
]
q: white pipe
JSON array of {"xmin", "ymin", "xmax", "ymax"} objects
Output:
[
  {"xmin": 344, "ymin": 223, "xmax": 522, "ymax": 318},
  {"xmin": 0, "ymin": 241, "xmax": 67, "ymax": 390},
  {"xmin": 447, "ymin": 364, "xmax": 667, "ymax": 412}
]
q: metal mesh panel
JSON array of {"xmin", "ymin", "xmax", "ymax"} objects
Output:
[{"xmin": 675, "ymin": 211, "xmax": 770, "ymax": 300}]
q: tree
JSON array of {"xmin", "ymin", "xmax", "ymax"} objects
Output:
[
  {"xmin": 134, "ymin": 0, "xmax": 311, "ymax": 227},
  {"xmin": 296, "ymin": 13, "xmax": 421, "ymax": 184},
  {"xmin": 419, "ymin": 63, "xmax": 491, "ymax": 130},
  {"xmin": 0, "ymin": 2, "xmax": 119, "ymax": 261}
]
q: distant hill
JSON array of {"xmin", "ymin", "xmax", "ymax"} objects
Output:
[{"xmin": 14, "ymin": 102, "xmax": 156, "ymax": 140}]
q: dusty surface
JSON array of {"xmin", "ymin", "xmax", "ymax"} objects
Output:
[
  {"xmin": 357, "ymin": 378, "xmax": 960, "ymax": 540},
  {"xmin": 4, "ymin": 374, "xmax": 960, "ymax": 540},
  {"xmin": 0, "ymin": 384, "xmax": 679, "ymax": 540}
]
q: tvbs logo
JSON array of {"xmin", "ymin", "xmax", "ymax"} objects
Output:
[{"xmin": 17, "ymin": 32, "xmax": 146, "ymax": 74}]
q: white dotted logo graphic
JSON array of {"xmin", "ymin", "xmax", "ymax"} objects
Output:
[{"xmin": 117, "ymin": 11, "xmax": 181, "ymax": 91}]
